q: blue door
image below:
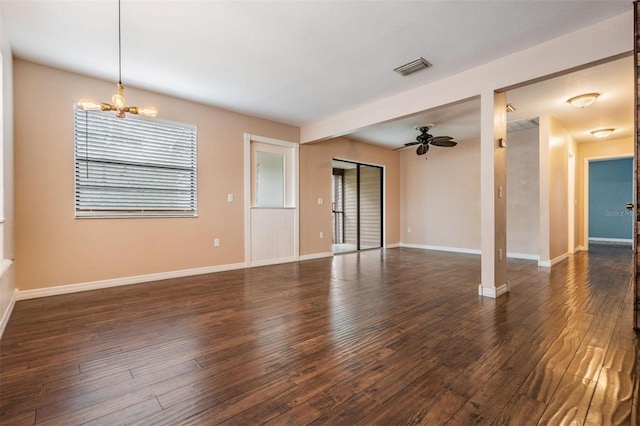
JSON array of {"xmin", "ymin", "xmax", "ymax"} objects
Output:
[{"xmin": 588, "ymin": 157, "xmax": 633, "ymax": 241}]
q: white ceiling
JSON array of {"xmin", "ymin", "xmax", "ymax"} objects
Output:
[
  {"xmin": 1, "ymin": 1, "xmax": 633, "ymax": 145},
  {"xmin": 349, "ymin": 55, "xmax": 634, "ymax": 148}
]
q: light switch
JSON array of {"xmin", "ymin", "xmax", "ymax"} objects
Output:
[
  {"xmin": 318, "ymin": 198, "xmax": 323, "ymax": 205},
  {"xmin": 227, "ymin": 193, "xmax": 234, "ymax": 202}
]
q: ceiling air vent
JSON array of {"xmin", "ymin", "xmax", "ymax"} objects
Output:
[
  {"xmin": 507, "ymin": 118, "xmax": 539, "ymax": 132},
  {"xmin": 394, "ymin": 57, "xmax": 432, "ymax": 76}
]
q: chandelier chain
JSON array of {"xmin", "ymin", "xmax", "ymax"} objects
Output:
[
  {"xmin": 118, "ymin": 0, "xmax": 122, "ymax": 84},
  {"xmin": 75, "ymin": 0, "xmax": 157, "ymax": 118}
]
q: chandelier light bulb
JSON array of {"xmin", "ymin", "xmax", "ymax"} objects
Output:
[
  {"xmin": 112, "ymin": 94, "xmax": 126, "ymax": 110},
  {"xmin": 77, "ymin": 99, "xmax": 101, "ymax": 111},
  {"xmin": 112, "ymin": 83, "xmax": 126, "ymax": 111},
  {"xmin": 137, "ymin": 107, "xmax": 158, "ymax": 117}
]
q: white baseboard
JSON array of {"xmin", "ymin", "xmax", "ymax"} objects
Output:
[
  {"xmin": 15, "ymin": 250, "xmax": 342, "ymax": 301},
  {"xmin": 400, "ymin": 244, "xmax": 539, "ymax": 261},
  {"xmin": 507, "ymin": 252, "xmax": 539, "ymax": 261},
  {"xmin": 299, "ymin": 252, "xmax": 333, "ymax": 261},
  {"xmin": 478, "ymin": 281, "xmax": 510, "ymax": 298},
  {"xmin": 551, "ymin": 252, "xmax": 569, "ymax": 265},
  {"xmin": 17, "ymin": 262, "xmax": 247, "ymax": 300},
  {"xmin": 538, "ymin": 252, "xmax": 569, "ymax": 268},
  {"xmin": 249, "ymin": 256, "xmax": 297, "ymax": 268},
  {"xmin": 400, "ymin": 243, "xmax": 481, "ymax": 255},
  {"xmin": 14, "ymin": 249, "xmax": 346, "ymax": 301},
  {"xmin": 0, "ymin": 288, "xmax": 17, "ymax": 340},
  {"xmin": 588, "ymin": 237, "xmax": 633, "ymax": 244}
]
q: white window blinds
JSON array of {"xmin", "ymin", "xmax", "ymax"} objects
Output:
[{"xmin": 74, "ymin": 108, "xmax": 197, "ymax": 218}]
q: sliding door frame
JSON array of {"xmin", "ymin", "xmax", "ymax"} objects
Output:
[{"xmin": 333, "ymin": 158, "xmax": 385, "ymax": 251}]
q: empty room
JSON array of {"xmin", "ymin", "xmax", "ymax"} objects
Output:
[{"xmin": 1, "ymin": 1, "xmax": 639, "ymax": 425}]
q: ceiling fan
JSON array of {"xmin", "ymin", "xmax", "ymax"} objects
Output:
[{"xmin": 394, "ymin": 125, "xmax": 457, "ymax": 159}]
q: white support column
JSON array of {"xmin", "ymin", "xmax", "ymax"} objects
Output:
[{"xmin": 479, "ymin": 90, "xmax": 509, "ymax": 298}]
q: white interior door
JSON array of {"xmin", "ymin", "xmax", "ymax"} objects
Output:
[{"xmin": 244, "ymin": 134, "xmax": 299, "ymax": 267}]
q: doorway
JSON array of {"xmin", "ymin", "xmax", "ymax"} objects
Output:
[
  {"xmin": 586, "ymin": 157, "xmax": 633, "ymax": 246},
  {"xmin": 331, "ymin": 159, "xmax": 383, "ymax": 254}
]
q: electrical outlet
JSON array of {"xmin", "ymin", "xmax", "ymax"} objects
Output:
[
  {"xmin": 320, "ymin": 231, "xmax": 324, "ymax": 239},
  {"xmin": 214, "ymin": 238, "xmax": 220, "ymax": 247},
  {"xmin": 407, "ymin": 227, "xmax": 412, "ymax": 233}
]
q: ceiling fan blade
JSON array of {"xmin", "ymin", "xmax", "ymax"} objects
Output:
[
  {"xmin": 430, "ymin": 140, "xmax": 458, "ymax": 147},
  {"xmin": 430, "ymin": 136, "xmax": 454, "ymax": 142},
  {"xmin": 416, "ymin": 144, "xmax": 429, "ymax": 155},
  {"xmin": 393, "ymin": 141, "xmax": 420, "ymax": 151}
]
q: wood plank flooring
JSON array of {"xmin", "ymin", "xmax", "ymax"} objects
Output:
[{"xmin": 1, "ymin": 245, "xmax": 639, "ymax": 425}]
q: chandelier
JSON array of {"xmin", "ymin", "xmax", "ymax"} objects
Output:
[{"xmin": 77, "ymin": 0, "xmax": 157, "ymax": 118}]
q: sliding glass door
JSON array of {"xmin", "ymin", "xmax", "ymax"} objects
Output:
[{"xmin": 332, "ymin": 160, "xmax": 382, "ymax": 254}]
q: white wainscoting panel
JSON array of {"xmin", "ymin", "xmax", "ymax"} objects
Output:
[{"xmin": 251, "ymin": 207, "xmax": 296, "ymax": 263}]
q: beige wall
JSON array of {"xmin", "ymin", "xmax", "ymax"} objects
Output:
[
  {"xmin": 506, "ymin": 127, "xmax": 539, "ymax": 256},
  {"xmin": 299, "ymin": 137, "xmax": 400, "ymax": 255},
  {"xmin": 548, "ymin": 117, "xmax": 570, "ymax": 260},
  {"xmin": 14, "ymin": 59, "xmax": 299, "ymax": 291},
  {"xmin": 400, "ymin": 137, "xmax": 481, "ymax": 250},
  {"xmin": 577, "ymin": 137, "xmax": 633, "ymax": 249},
  {"xmin": 569, "ymin": 137, "xmax": 579, "ymax": 252},
  {"xmin": 0, "ymin": 3, "xmax": 15, "ymax": 327},
  {"xmin": 400, "ymin": 129, "xmax": 541, "ymax": 258}
]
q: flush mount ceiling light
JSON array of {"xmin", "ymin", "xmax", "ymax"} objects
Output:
[
  {"xmin": 566, "ymin": 93, "xmax": 599, "ymax": 109},
  {"xmin": 591, "ymin": 128, "xmax": 614, "ymax": 138},
  {"xmin": 77, "ymin": 0, "xmax": 157, "ymax": 118}
]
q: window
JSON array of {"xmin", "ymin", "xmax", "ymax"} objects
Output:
[{"xmin": 74, "ymin": 108, "xmax": 197, "ymax": 218}]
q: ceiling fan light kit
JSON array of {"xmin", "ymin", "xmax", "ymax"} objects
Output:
[
  {"xmin": 77, "ymin": 0, "xmax": 157, "ymax": 119},
  {"xmin": 566, "ymin": 93, "xmax": 599, "ymax": 108}
]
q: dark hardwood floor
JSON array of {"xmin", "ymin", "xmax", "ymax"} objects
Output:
[{"xmin": 1, "ymin": 245, "xmax": 639, "ymax": 425}]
